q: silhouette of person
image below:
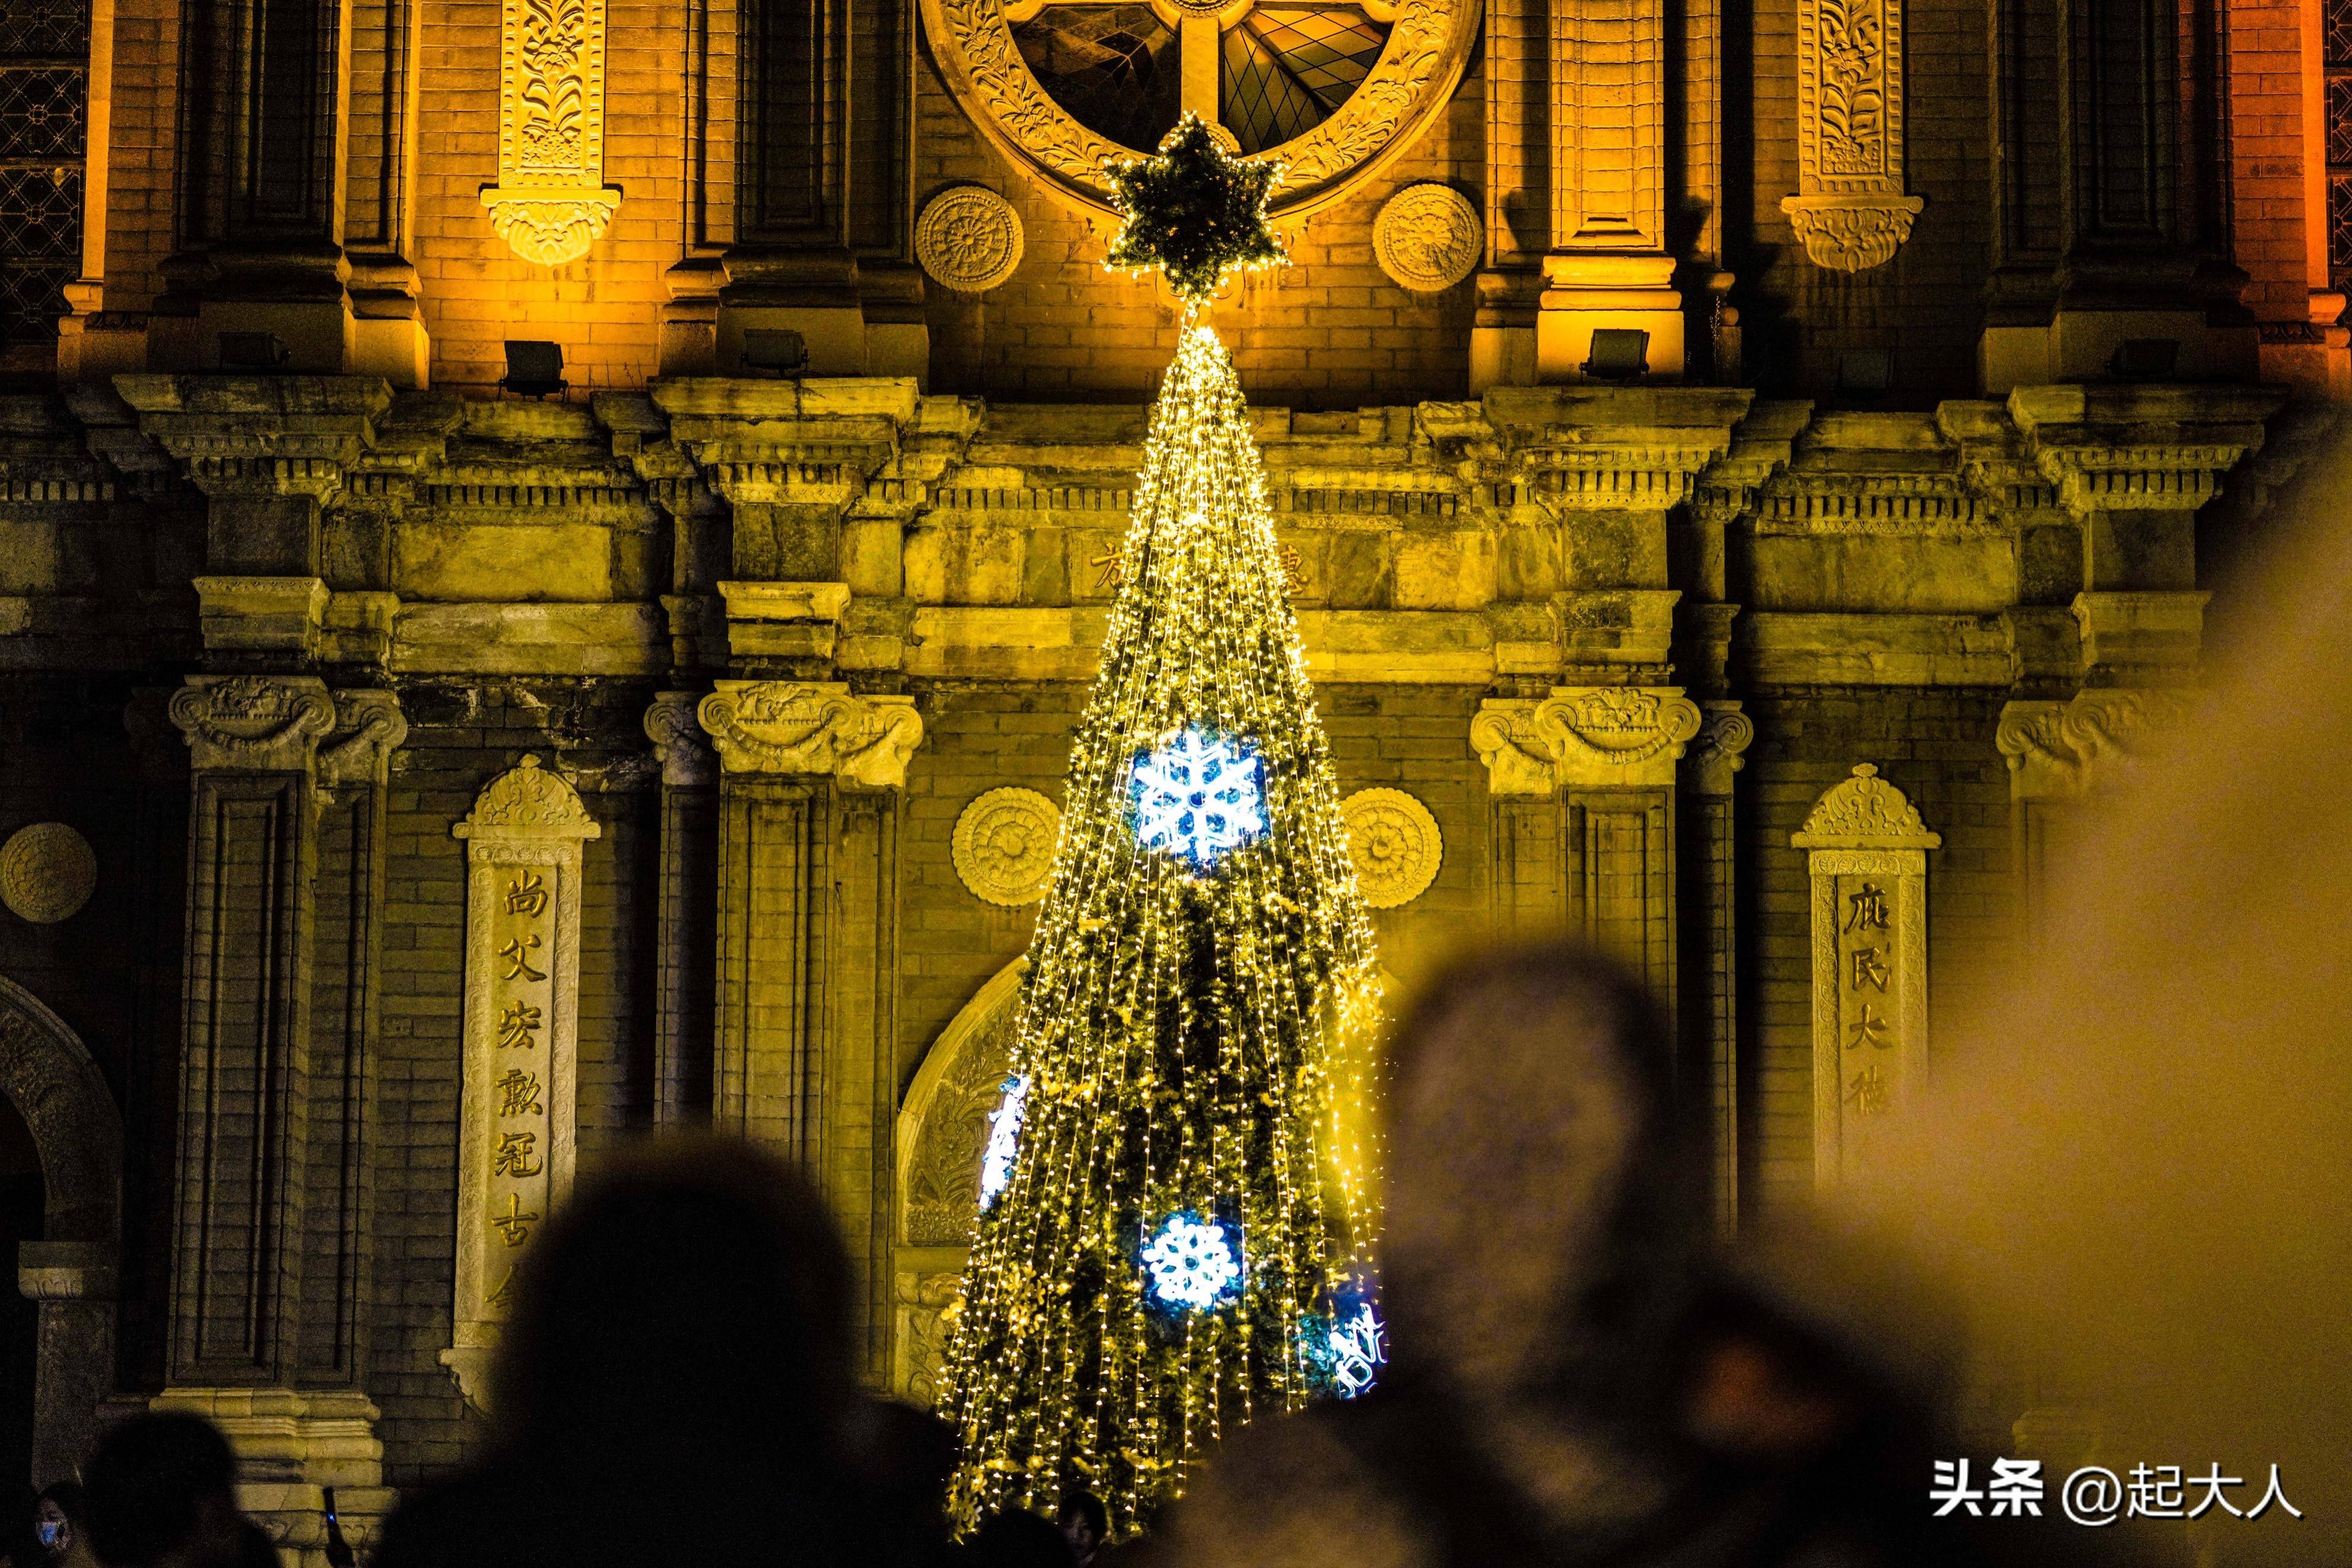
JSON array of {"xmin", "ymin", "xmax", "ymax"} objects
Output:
[
  {"xmin": 1151, "ymin": 943, "xmax": 2115, "ymax": 1568},
  {"xmin": 964, "ymin": 1509, "xmax": 1073, "ymax": 1568},
  {"xmin": 82, "ymin": 1413, "xmax": 277, "ymax": 1568},
  {"xmin": 375, "ymin": 1134, "xmax": 921, "ymax": 1568}
]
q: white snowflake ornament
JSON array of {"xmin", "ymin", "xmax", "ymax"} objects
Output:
[
  {"xmin": 1142, "ymin": 1211, "xmax": 1243, "ymax": 1312},
  {"xmin": 1129, "ymin": 727, "xmax": 1266, "ymax": 870}
]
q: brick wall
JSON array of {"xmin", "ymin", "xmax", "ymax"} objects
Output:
[
  {"xmin": 409, "ymin": 0, "xmax": 685, "ymax": 393},
  {"xmin": 914, "ymin": 45, "xmax": 1484, "ymax": 408},
  {"xmin": 99, "ymin": 0, "xmax": 181, "ymax": 311},
  {"xmin": 2227, "ymin": 0, "xmax": 2318, "ymax": 322}
]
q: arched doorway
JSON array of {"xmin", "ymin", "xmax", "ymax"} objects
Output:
[{"xmin": 0, "ymin": 978, "xmax": 123, "ymax": 1484}]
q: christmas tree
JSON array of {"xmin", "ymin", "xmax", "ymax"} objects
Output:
[{"xmin": 939, "ymin": 116, "xmax": 1383, "ymax": 1537}]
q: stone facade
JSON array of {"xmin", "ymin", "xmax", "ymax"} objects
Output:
[{"xmin": 0, "ymin": 0, "xmax": 2341, "ymax": 1539}]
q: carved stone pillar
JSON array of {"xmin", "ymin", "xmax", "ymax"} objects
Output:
[
  {"xmin": 440, "ymin": 758, "xmax": 601, "ymax": 1411},
  {"xmin": 161, "ymin": 676, "xmax": 401, "ymax": 1565},
  {"xmin": 1792, "ymin": 765, "xmax": 1939, "ymax": 1189},
  {"xmin": 1678, "ymin": 701, "xmax": 1750, "ymax": 1233},
  {"xmin": 1471, "ymin": 686, "xmax": 1701, "ymax": 1009},
  {"xmin": 1779, "ymin": 0, "xmax": 1922, "ymax": 272},
  {"xmin": 643, "ymin": 693, "xmax": 718, "ymax": 1123},
  {"xmin": 480, "ymin": 0, "xmax": 623, "ymax": 265},
  {"xmin": 1536, "ymin": 0, "xmax": 1685, "ymax": 381},
  {"xmin": 1994, "ymin": 688, "xmax": 2185, "ymax": 960},
  {"xmin": 696, "ymin": 680, "xmax": 922, "ymax": 1376}
]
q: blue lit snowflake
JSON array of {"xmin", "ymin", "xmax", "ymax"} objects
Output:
[
  {"xmin": 1142, "ymin": 1211, "xmax": 1243, "ymax": 1312},
  {"xmin": 1129, "ymin": 728, "xmax": 1266, "ymax": 869},
  {"xmin": 978, "ymin": 1073, "xmax": 1028, "ymax": 1209}
]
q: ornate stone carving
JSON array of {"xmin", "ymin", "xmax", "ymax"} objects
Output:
[
  {"xmin": 1373, "ymin": 184, "xmax": 1482, "ymax": 292},
  {"xmin": 443, "ymin": 756, "xmax": 601, "ymax": 1413},
  {"xmin": 1778, "ymin": 0, "xmax": 1921, "ymax": 271},
  {"xmin": 1340, "ymin": 788, "xmax": 1442, "ymax": 908},
  {"xmin": 317, "ymin": 691, "xmax": 409, "ymax": 794},
  {"xmin": 1472, "ymin": 686, "xmax": 1703, "ymax": 793},
  {"xmin": 917, "ymin": 0, "xmax": 1480, "ymax": 221},
  {"xmin": 1791, "ymin": 762, "xmax": 1942, "ymax": 850},
  {"xmin": 952, "ymin": 788, "xmax": 1061, "ymax": 906},
  {"xmin": 642, "ymin": 692, "xmax": 715, "ymax": 788},
  {"xmin": 167, "ymin": 676, "xmax": 338, "ymax": 774},
  {"xmin": 1792, "ymin": 765, "xmax": 1937, "ymax": 1188},
  {"xmin": 894, "ymin": 1271, "xmax": 966, "ymax": 1409},
  {"xmin": 697, "ymin": 681, "xmax": 925, "ymax": 787},
  {"xmin": 479, "ymin": 0, "xmax": 623, "ymax": 264},
  {"xmin": 1995, "ymin": 689, "xmax": 2189, "ymax": 803},
  {"xmin": 916, "ymin": 187, "xmax": 1025, "ymax": 294},
  {"xmin": 1683, "ymin": 702, "xmax": 1755, "ymax": 797},
  {"xmin": 901, "ymin": 991, "xmax": 1020, "ymax": 1245},
  {"xmin": 0, "ymin": 825, "xmax": 96, "ymax": 925}
]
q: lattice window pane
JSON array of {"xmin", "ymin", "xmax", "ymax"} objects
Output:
[
  {"xmin": 0, "ymin": 257, "xmax": 66, "ymax": 339},
  {"xmin": 2331, "ymin": 0, "xmax": 2352, "ymax": 66},
  {"xmin": 1013, "ymin": 7, "xmax": 1181, "ymax": 152},
  {"xmin": 0, "ymin": 0, "xmax": 85, "ymax": 58},
  {"xmin": 0, "ymin": 66, "xmax": 82, "ymax": 159},
  {"xmin": 1244, "ymin": 8, "xmax": 1385, "ymax": 111},
  {"xmin": 2332, "ymin": 174, "xmax": 2352, "ymax": 288}
]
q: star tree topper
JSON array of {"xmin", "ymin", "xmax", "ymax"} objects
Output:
[{"xmin": 1102, "ymin": 112, "xmax": 1286, "ymax": 307}]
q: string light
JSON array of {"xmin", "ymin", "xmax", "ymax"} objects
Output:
[{"xmin": 937, "ymin": 319, "xmax": 1382, "ymax": 1538}]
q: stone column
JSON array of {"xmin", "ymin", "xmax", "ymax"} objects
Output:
[
  {"xmin": 1678, "ymin": 702, "xmax": 1750, "ymax": 1233},
  {"xmin": 643, "ymin": 693, "xmax": 718, "ymax": 1122},
  {"xmin": 1471, "ymin": 686, "xmax": 1702, "ymax": 1007},
  {"xmin": 1536, "ymin": 0, "xmax": 1685, "ymax": 380},
  {"xmin": 1791, "ymin": 765, "xmax": 1940, "ymax": 1190},
  {"xmin": 697, "ymin": 679, "xmax": 923, "ymax": 1377}
]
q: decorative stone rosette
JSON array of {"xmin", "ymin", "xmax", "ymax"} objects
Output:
[
  {"xmin": 953, "ymin": 788, "xmax": 1062, "ymax": 905},
  {"xmin": 916, "ymin": 187, "xmax": 1026, "ymax": 294},
  {"xmin": 1340, "ymin": 788, "xmax": 1442, "ymax": 908},
  {"xmin": 1373, "ymin": 184, "xmax": 1483, "ymax": 293},
  {"xmin": 0, "ymin": 824, "xmax": 96, "ymax": 924}
]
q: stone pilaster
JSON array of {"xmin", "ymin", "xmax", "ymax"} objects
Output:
[
  {"xmin": 696, "ymin": 679, "xmax": 922, "ymax": 1378},
  {"xmin": 643, "ymin": 692, "xmax": 717, "ymax": 1123},
  {"xmin": 1679, "ymin": 701, "xmax": 1751, "ymax": 1233}
]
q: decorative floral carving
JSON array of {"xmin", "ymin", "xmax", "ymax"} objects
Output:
[
  {"xmin": 897, "ymin": 1272, "xmax": 967, "ymax": 1408},
  {"xmin": 916, "ymin": 187, "xmax": 1026, "ymax": 294},
  {"xmin": 1536, "ymin": 686, "xmax": 1705, "ymax": 768},
  {"xmin": 480, "ymin": 0, "xmax": 622, "ymax": 264},
  {"xmin": 917, "ymin": 0, "xmax": 1479, "ymax": 220},
  {"xmin": 167, "ymin": 676, "xmax": 337, "ymax": 774},
  {"xmin": 1780, "ymin": 0, "xmax": 1919, "ymax": 271},
  {"xmin": 0, "ymin": 824, "xmax": 95, "ymax": 925},
  {"xmin": 1340, "ymin": 788, "xmax": 1441, "ymax": 908},
  {"xmin": 697, "ymin": 682, "xmax": 925, "ymax": 787},
  {"xmin": 1372, "ymin": 183, "xmax": 1482, "ymax": 292},
  {"xmin": 1791, "ymin": 764, "xmax": 1941, "ymax": 850},
  {"xmin": 952, "ymin": 788, "xmax": 1061, "ymax": 906},
  {"xmin": 905, "ymin": 1004, "xmax": 1018, "ymax": 1245},
  {"xmin": 454, "ymin": 754, "xmax": 602, "ymax": 837}
]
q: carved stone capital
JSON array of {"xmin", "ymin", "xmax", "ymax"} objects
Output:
[
  {"xmin": 1472, "ymin": 685, "xmax": 1703, "ymax": 793},
  {"xmin": 697, "ymin": 680, "xmax": 926, "ymax": 787},
  {"xmin": 643, "ymin": 691, "xmax": 716, "ymax": 788},
  {"xmin": 317, "ymin": 691, "xmax": 409, "ymax": 793},
  {"xmin": 1995, "ymin": 689, "xmax": 2189, "ymax": 802},
  {"xmin": 1682, "ymin": 701, "xmax": 1755, "ymax": 797},
  {"xmin": 1779, "ymin": 195, "xmax": 1924, "ymax": 273},
  {"xmin": 167, "ymin": 675, "xmax": 337, "ymax": 774}
]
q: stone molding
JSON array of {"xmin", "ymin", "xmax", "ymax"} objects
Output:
[
  {"xmin": 444, "ymin": 757, "xmax": 600, "ymax": 1412},
  {"xmin": 0, "ymin": 825, "xmax": 97, "ymax": 924},
  {"xmin": 915, "ymin": 186, "xmax": 1025, "ymax": 294},
  {"xmin": 1781, "ymin": 0, "xmax": 1920, "ymax": 271},
  {"xmin": 952, "ymin": 788, "xmax": 1061, "ymax": 906},
  {"xmin": 1682, "ymin": 701, "xmax": 1755, "ymax": 797},
  {"xmin": 1793, "ymin": 765, "xmax": 1937, "ymax": 1189},
  {"xmin": 1340, "ymin": 788, "xmax": 1443, "ymax": 908},
  {"xmin": 192, "ymin": 577, "xmax": 331, "ymax": 656},
  {"xmin": 112, "ymin": 378, "xmax": 391, "ymax": 500},
  {"xmin": 697, "ymin": 680, "xmax": 925, "ymax": 786},
  {"xmin": 480, "ymin": 0, "xmax": 623, "ymax": 263},
  {"xmin": 168, "ymin": 676, "xmax": 338, "ymax": 774},
  {"xmin": 1550, "ymin": 0, "xmax": 1665, "ymax": 252},
  {"xmin": 1995, "ymin": 688, "xmax": 2188, "ymax": 802},
  {"xmin": 642, "ymin": 691, "xmax": 716, "ymax": 787},
  {"xmin": 917, "ymin": 0, "xmax": 1479, "ymax": 221},
  {"xmin": 1373, "ymin": 185, "xmax": 1483, "ymax": 293},
  {"xmin": 1471, "ymin": 685, "xmax": 1703, "ymax": 793},
  {"xmin": 317, "ymin": 691, "xmax": 409, "ymax": 794}
]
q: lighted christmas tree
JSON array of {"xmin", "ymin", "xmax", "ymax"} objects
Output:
[{"xmin": 939, "ymin": 115, "xmax": 1382, "ymax": 1537}]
